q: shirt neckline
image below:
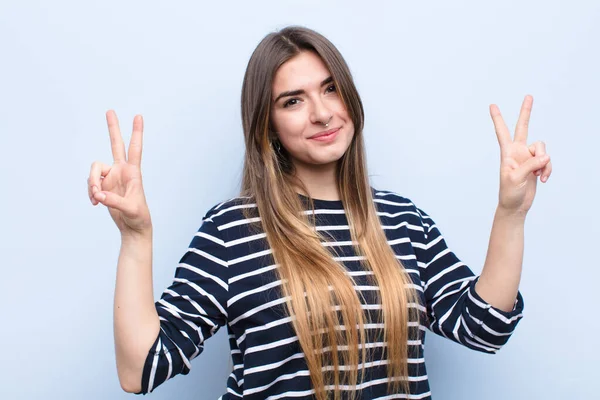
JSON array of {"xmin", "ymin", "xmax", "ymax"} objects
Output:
[{"xmin": 297, "ymin": 193, "xmax": 343, "ymax": 208}]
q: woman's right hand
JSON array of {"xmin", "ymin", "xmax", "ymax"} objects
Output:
[{"xmin": 88, "ymin": 110, "xmax": 152, "ymax": 237}]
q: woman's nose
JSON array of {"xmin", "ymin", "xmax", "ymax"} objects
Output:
[{"xmin": 310, "ymin": 99, "xmax": 333, "ymax": 125}]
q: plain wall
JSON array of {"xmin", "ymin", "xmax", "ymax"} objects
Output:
[{"xmin": 0, "ymin": 0, "xmax": 598, "ymax": 399}]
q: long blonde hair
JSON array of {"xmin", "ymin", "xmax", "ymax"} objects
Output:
[{"xmin": 240, "ymin": 26, "xmax": 421, "ymax": 399}]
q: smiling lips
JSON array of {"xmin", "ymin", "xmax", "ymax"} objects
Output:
[{"xmin": 309, "ymin": 127, "xmax": 340, "ymax": 141}]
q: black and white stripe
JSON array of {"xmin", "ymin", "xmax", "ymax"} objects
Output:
[{"xmin": 137, "ymin": 188, "xmax": 524, "ymax": 399}]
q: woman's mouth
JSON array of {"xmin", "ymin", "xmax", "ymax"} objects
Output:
[{"xmin": 309, "ymin": 127, "xmax": 340, "ymax": 142}]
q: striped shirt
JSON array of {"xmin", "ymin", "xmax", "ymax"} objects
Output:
[{"xmin": 136, "ymin": 189, "xmax": 524, "ymax": 399}]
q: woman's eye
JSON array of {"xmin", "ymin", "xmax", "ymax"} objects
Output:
[
  {"xmin": 283, "ymin": 99, "xmax": 299, "ymax": 108},
  {"xmin": 326, "ymin": 84, "xmax": 336, "ymax": 93}
]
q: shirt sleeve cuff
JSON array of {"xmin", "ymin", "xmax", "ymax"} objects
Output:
[{"xmin": 465, "ymin": 276, "xmax": 524, "ymax": 335}]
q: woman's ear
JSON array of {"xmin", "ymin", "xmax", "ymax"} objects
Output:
[{"xmin": 269, "ymin": 129, "xmax": 279, "ymax": 141}]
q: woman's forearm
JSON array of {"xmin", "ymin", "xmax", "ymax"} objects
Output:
[
  {"xmin": 114, "ymin": 231, "xmax": 160, "ymax": 392},
  {"xmin": 475, "ymin": 207, "xmax": 526, "ymax": 312}
]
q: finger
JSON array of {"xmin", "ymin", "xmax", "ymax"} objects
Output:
[
  {"xmin": 528, "ymin": 141, "xmax": 546, "ymax": 157},
  {"xmin": 490, "ymin": 104, "xmax": 512, "ymax": 155},
  {"xmin": 515, "ymin": 154, "xmax": 550, "ymax": 182},
  {"xmin": 541, "ymin": 160, "xmax": 553, "ymax": 183},
  {"xmin": 128, "ymin": 115, "xmax": 144, "ymax": 167},
  {"xmin": 514, "ymin": 95, "xmax": 533, "ymax": 144},
  {"xmin": 93, "ymin": 190, "xmax": 131, "ymax": 214},
  {"xmin": 106, "ymin": 110, "xmax": 127, "ymax": 163},
  {"xmin": 88, "ymin": 161, "xmax": 112, "ymax": 205},
  {"xmin": 528, "ymin": 141, "xmax": 547, "ymax": 176}
]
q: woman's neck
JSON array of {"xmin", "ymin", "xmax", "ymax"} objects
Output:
[{"xmin": 292, "ymin": 160, "xmax": 340, "ymax": 201}]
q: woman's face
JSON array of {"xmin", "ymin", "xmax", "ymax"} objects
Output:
[{"xmin": 270, "ymin": 51, "xmax": 354, "ymax": 170}]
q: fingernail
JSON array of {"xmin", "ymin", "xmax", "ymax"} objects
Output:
[{"xmin": 97, "ymin": 192, "xmax": 106, "ymax": 201}]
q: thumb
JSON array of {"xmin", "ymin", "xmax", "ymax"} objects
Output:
[
  {"xmin": 94, "ymin": 190, "xmax": 129, "ymax": 213},
  {"xmin": 516, "ymin": 154, "xmax": 550, "ymax": 182}
]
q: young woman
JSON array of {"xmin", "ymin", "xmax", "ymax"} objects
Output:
[{"xmin": 88, "ymin": 26, "xmax": 552, "ymax": 399}]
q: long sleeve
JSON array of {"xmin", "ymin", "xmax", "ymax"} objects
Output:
[
  {"xmin": 413, "ymin": 205, "xmax": 524, "ymax": 354},
  {"xmin": 136, "ymin": 217, "xmax": 229, "ymax": 394}
]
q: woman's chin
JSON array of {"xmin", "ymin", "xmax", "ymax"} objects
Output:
[{"xmin": 308, "ymin": 154, "xmax": 345, "ymax": 167}]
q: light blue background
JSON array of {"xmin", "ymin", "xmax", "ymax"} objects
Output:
[{"xmin": 1, "ymin": 1, "xmax": 597, "ymax": 399}]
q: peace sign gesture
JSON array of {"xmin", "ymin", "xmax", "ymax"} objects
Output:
[
  {"xmin": 87, "ymin": 110, "xmax": 153, "ymax": 236},
  {"xmin": 491, "ymin": 95, "xmax": 552, "ymax": 217}
]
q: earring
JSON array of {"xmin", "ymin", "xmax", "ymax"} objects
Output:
[
  {"xmin": 270, "ymin": 136, "xmax": 281, "ymax": 152},
  {"xmin": 270, "ymin": 131, "xmax": 281, "ymax": 152}
]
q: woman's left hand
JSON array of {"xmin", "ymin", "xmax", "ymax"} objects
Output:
[{"xmin": 490, "ymin": 95, "xmax": 552, "ymax": 217}]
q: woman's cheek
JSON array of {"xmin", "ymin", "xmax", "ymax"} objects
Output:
[{"xmin": 287, "ymin": 114, "xmax": 308, "ymax": 138}]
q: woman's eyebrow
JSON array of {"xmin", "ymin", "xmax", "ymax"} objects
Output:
[{"xmin": 273, "ymin": 76, "xmax": 334, "ymax": 103}]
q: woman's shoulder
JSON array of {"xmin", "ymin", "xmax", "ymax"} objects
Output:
[
  {"xmin": 371, "ymin": 188, "xmax": 428, "ymax": 224},
  {"xmin": 201, "ymin": 194, "xmax": 258, "ymax": 227},
  {"xmin": 371, "ymin": 188, "xmax": 418, "ymax": 209}
]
